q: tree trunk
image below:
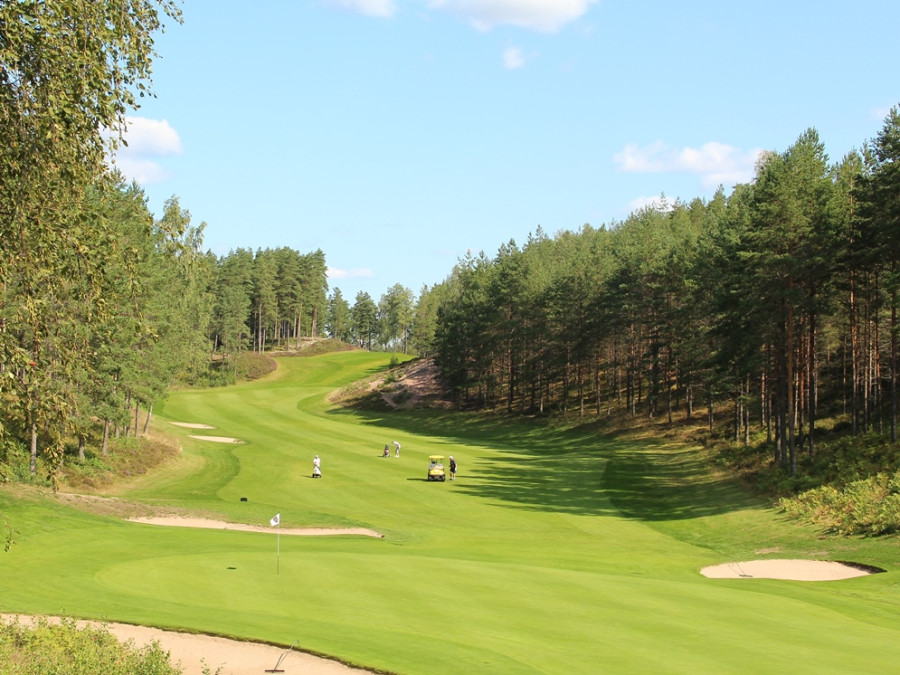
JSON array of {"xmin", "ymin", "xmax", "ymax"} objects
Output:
[
  {"xmin": 808, "ymin": 310, "xmax": 817, "ymax": 457},
  {"xmin": 143, "ymin": 402, "xmax": 154, "ymax": 435},
  {"xmin": 30, "ymin": 424, "xmax": 38, "ymax": 475},
  {"xmin": 850, "ymin": 273, "xmax": 860, "ymax": 435},
  {"xmin": 102, "ymin": 419, "xmax": 111, "ymax": 456},
  {"xmin": 124, "ymin": 392, "xmax": 132, "ymax": 437},
  {"xmin": 786, "ymin": 302, "xmax": 796, "ymax": 476},
  {"xmin": 892, "ymin": 299, "xmax": 898, "ymax": 442}
]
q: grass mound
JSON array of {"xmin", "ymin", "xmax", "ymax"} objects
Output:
[{"xmin": 57, "ymin": 438, "xmax": 180, "ymax": 492}]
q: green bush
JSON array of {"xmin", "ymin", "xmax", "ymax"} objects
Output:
[
  {"xmin": 779, "ymin": 470, "xmax": 900, "ymax": 536},
  {"xmin": 0, "ymin": 617, "xmax": 181, "ymax": 675},
  {"xmin": 714, "ymin": 427, "xmax": 900, "ymax": 536}
]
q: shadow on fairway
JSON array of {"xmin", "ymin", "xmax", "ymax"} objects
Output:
[
  {"xmin": 327, "ymin": 406, "xmax": 762, "ymax": 521},
  {"xmin": 601, "ymin": 444, "xmax": 763, "ymax": 521}
]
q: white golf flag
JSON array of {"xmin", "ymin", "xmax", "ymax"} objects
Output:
[{"xmin": 270, "ymin": 513, "xmax": 280, "ymax": 527}]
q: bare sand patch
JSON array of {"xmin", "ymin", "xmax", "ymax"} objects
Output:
[
  {"xmin": 188, "ymin": 435, "xmax": 242, "ymax": 443},
  {"xmin": 1, "ymin": 614, "xmax": 373, "ymax": 674},
  {"xmin": 383, "ymin": 357, "xmax": 453, "ymax": 410},
  {"xmin": 701, "ymin": 559, "xmax": 875, "ymax": 581},
  {"xmin": 128, "ymin": 516, "xmax": 383, "ymax": 538},
  {"xmin": 170, "ymin": 422, "xmax": 215, "ymax": 429}
]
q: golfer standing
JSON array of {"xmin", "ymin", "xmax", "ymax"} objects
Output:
[{"xmin": 449, "ymin": 456, "xmax": 457, "ymax": 481}]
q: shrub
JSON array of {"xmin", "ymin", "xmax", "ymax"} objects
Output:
[
  {"xmin": 0, "ymin": 617, "xmax": 181, "ymax": 675},
  {"xmin": 778, "ymin": 470, "xmax": 900, "ymax": 536},
  {"xmin": 57, "ymin": 437, "xmax": 178, "ymax": 491},
  {"xmin": 232, "ymin": 352, "xmax": 277, "ymax": 380}
]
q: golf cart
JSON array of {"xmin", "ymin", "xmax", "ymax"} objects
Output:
[{"xmin": 427, "ymin": 455, "xmax": 446, "ymax": 481}]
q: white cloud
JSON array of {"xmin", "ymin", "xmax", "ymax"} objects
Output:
[
  {"xmin": 502, "ymin": 46, "xmax": 526, "ymax": 69},
  {"xmin": 326, "ymin": 0, "xmax": 396, "ymax": 18},
  {"xmin": 121, "ymin": 117, "xmax": 182, "ymax": 156},
  {"xmin": 613, "ymin": 141, "xmax": 668, "ymax": 173},
  {"xmin": 627, "ymin": 195, "xmax": 675, "ymax": 214},
  {"xmin": 109, "ymin": 116, "xmax": 182, "ymax": 185},
  {"xmin": 428, "ymin": 0, "xmax": 598, "ymax": 32},
  {"xmin": 614, "ymin": 141, "xmax": 763, "ymax": 189},
  {"xmin": 328, "ymin": 266, "xmax": 375, "ymax": 280},
  {"xmin": 112, "ymin": 158, "xmax": 173, "ymax": 185}
]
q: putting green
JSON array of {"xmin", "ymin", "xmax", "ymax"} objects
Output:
[{"xmin": 2, "ymin": 351, "xmax": 900, "ymax": 674}]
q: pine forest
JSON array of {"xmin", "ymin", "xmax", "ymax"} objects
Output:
[{"xmin": 1, "ymin": 2, "xmax": 900, "ymax": 516}]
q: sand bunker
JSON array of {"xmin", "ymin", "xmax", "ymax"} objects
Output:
[
  {"xmin": 188, "ymin": 435, "xmax": 242, "ymax": 443},
  {"xmin": 129, "ymin": 516, "xmax": 383, "ymax": 538},
  {"xmin": 170, "ymin": 422, "xmax": 215, "ymax": 429},
  {"xmin": 701, "ymin": 559, "xmax": 874, "ymax": 581},
  {"xmin": 1, "ymin": 614, "xmax": 373, "ymax": 674}
]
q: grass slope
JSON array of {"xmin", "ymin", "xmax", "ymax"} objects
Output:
[{"xmin": 2, "ymin": 351, "xmax": 900, "ymax": 673}]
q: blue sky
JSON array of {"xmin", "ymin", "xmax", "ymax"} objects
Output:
[{"xmin": 114, "ymin": 0, "xmax": 900, "ymax": 303}]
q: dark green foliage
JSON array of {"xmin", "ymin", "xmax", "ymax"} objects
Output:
[
  {"xmin": 325, "ymin": 288, "xmax": 352, "ymax": 343},
  {"xmin": 432, "ymin": 110, "xmax": 900, "ymax": 509},
  {"xmin": 350, "ymin": 291, "xmax": 378, "ymax": 350},
  {"xmin": 713, "ymin": 428, "xmax": 900, "ymax": 535}
]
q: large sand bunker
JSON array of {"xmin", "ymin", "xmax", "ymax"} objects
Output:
[
  {"xmin": 1, "ymin": 614, "xmax": 373, "ymax": 674},
  {"xmin": 701, "ymin": 559, "xmax": 877, "ymax": 581},
  {"xmin": 128, "ymin": 516, "xmax": 383, "ymax": 538},
  {"xmin": 169, "ymin": 421, "xmax": 241, "ymax": 443}
]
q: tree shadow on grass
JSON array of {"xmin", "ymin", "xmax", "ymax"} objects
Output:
[
  {"xmin": 326, "ymin": 406, "xmax": 763, "ymax": 522},
  {"xmin": 601, "ymin": 441, "xmax": 764, "ymax": 521}
]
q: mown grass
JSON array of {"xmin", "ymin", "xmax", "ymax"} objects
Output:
[{"xmin": 2, "ymin": 351, "xmax": 900, "ymax": 674}]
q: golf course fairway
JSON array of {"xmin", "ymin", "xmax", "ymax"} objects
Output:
[{"xmin": 2, "ymin": 351, "xmax": 900, "ymax": 674}]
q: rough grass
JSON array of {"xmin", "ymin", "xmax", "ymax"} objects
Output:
[{"xmin": 58, "ymin": 438, "xmax": 180, "ymax": 492}]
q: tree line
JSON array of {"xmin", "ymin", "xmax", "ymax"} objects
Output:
[
  {"xmin": 325, "ymin": 282, "xmax": 438, "ymax": 354},
  {"xmin": 430, "ymin": 114, "xmax": 900, "ymax": 476},
  {"xmin": 4, "ymin": 1, "xmax": 898, "ymax": 490},
  {"xmin": 1, "ymin": 0, "xmax": 186, "ymax": 479},
  {"xmin": 0, "ymin": 1, "xmax": 443, "ymax": 482}
]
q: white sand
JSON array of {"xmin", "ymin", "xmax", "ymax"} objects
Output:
[
  {"xmin": 170, "ymin": 422, "xmax": 215, "ymax": 429},
  {"xmin": 128, "ymin": 516, "xmax": 383, "ymax": 538},
  {"xmin": 188, "ymin": 435, "xmax": 242, "ymax": 443},
  {"xmin": 701, "ymin": 559, "xmax": 872, "ymax": 581}
]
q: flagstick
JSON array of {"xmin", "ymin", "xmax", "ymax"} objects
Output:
[{"xmin": 276, "ymin": 522, "xmax": 281, "ymax": 575}]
